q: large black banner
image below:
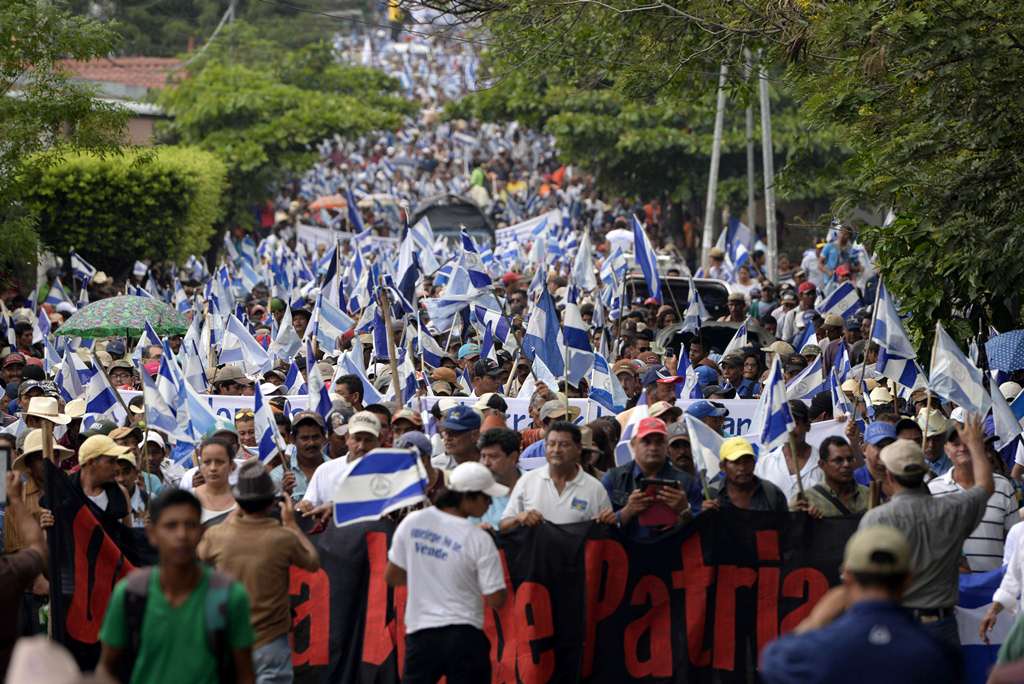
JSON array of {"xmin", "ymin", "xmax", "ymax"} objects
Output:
[
  {"xmin": 289, "ymin": 511, "xmax": 860, "ymax": 683},
  {"xmin": 44, "ymin": 461, "xmax": 155, "ymax": 671}
]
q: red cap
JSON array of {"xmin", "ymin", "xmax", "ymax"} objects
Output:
[
  {"xmin": 501, "ymin": 272, "xmax": 521, "ymax": 286},
  {"xmin": 644, "ymin": 297, "xmax": 659, "ymax": 306},
  {"xmin": 635, "ymin": 417, "xmax": 668, "ymax": 440},
  {"xmin": 797, "ymin": 281, "xmax": 816, "ymax": 294},
  {"xmin": 835, "ymin": 264, "xmax": 851, "ymax": 277}
]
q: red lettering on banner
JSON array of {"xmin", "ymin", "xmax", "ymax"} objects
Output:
[
  {"xmin": 514, "ymin": 581, "xmax": 555, "ymax": 683},
  {"xmin": 624, "ymin": 575, "xmax": 672, "ymax": 678},
  {"xmin": 484, "ymin": 550, "xmax": 517, "ymax": 684},
  {"xmin": 779, "ymin": 568, "xmax": 829, "ymax": 634},
  {"xmin": 582, "ymin": 539, "xmax": 628, "ymax": 677},
  {"xmin": 754, "ymin": 530, "xmax": 780, "ymax": 651},
  {"xmin": 671, "ymin": 535, "xmax": 712, "ymax": 667},
  {"xmin": 362, "ymin": 531, "xmax": 400, "ymax": 666},
  {"xmin": 66, "ymin": 506, "xmax": 134, "ymax": 643},
  {"xmin": 394, "ymin": 584, "xmax": 408, "ymax": 678},
  {"xmin": 712, "ymin": 565, "xmax": 757, "ymax": 671},
  {"xmin": 289, "ymin": 567, "xmax": 330, "ymax": 667}
]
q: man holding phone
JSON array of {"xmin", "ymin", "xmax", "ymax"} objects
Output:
[{"xmin": 602, "ymin": 417, "xmax": 701, "ymax": 538}]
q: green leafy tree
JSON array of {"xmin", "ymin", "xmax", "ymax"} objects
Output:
[
  {"xmin": 156, "ymin": 22, "xmax": 413, "ymax": 230},
  {"xmin": 23, "ymin": 146, "xmax": 226, "ymax": 276},
  {"xmin": 0, "ymin": 0, "xmax": 128, "ymax": 279}
]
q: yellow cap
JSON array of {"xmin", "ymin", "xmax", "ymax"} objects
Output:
[
  {"xmin": 78, "ymin": 435, "xmax": 132, "ymax": 466},
  {"xmin": 720, "ymin": 436, "xmax": 755, "ymax": 462}
]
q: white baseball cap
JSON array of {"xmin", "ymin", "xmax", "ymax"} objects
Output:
[{"xmin": 449, "ymin": 462, "xmax": 509, "ymax": 497}]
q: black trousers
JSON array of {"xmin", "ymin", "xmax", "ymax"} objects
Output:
[{"xmin": 403, "ymin": 625, "xmax": 491, "ymax": 684}]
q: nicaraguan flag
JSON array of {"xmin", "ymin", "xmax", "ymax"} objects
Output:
[
  {"xmin": 990, "ymin": 384, "xmax": 1022, "ymax": 450},
  {"xmin": 930, "ymin": 321, "xmax": 990, "ymax": 417},
  {"xmin": 957, "ymin": 568, "xmax": 1012, "ymax": 684},
  {"xmin": 631, "ymin": 215, "xmax": 661, "ymax": 303},
  {"xmin": 269, "ymin": 306, "xmax": 301, "ymax": 362},
  {"xmin": 283, "ymin": 358, "xmax": 307, "ymax": 395},
  {"xmin": 563, "ymin": 294, "xmax": 594, "ymax": 388},
  {"xmin": 753, "ymin": 355, "xmax": 794, "ymax": 451},
  {"xmin": 831, "ymin": 367, "xmax": 854, "ymax": 418},
  {"xmin": 311, "ymin": 293, "xmax": 354, "ymax": 355},
  {"xmin": 141, "ymin": 358, "xmax": 179, "ymax": 435},
  {"xmin": 589, "ymin": 353, "xmax": 627, "ymax": 413},
  {"xmin": 54, "ymin": 347, "xmax": 88, "ymax": 402},
  {"xmin": 333, "ymin": 448, "xmax": 428, "ymax": 527},
  {"xmin": 685, "ymin": 414, "xmax": 723, "ymax": 481},
  {"xmin": 682, "ymin": 278, "xmax": 708, "ymax": 335},
  {"xmin": 254, "ymin": 381, "xmax": 285, "ymax": 464},
  {"xmin": 522, "ymin": 289, "xmax": 565, "ymax": 379},
  {"xmin": 871, "ymin": 282, "xmax": 923, "ymax": 388},
  {"xmin": 815, "ymin": 281, "xmax": 862, "ymax": 320},
  {"xmin": 70, "ymin": 252, "xmax": 96, "ymax": 285},
  {"xmin": 418, "ymin": 327, "xmax": 447, "ymax": 369},
  {"xmin": 786, "ymin": 354, "xmax": 825, "ymax": 400},
  {"xmin": 44, "ymin": 277, "xmax": 72, "ymax": 307},
  {"xmin": 722, "ymin": 319, "xmax": 749, "ymax": 358},
  {"xmin": 571, "ymin": 228, "xmax": 598, "ymax": 291},
  {"xmin": 220, "ymin": 314, "xmax": 272, "ymax": 375}
]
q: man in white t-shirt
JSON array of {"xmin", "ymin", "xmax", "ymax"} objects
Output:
[
  {"xmin": 386, "ymin": 461, "xmax": 508, "ymax": 683},
  {"xmin": 500, "ymin": 421, "xmax": 613, "ymax": 531},
  {"xmin": 754, "ymin": 400, "xmax": 824, "ymax": 500}
]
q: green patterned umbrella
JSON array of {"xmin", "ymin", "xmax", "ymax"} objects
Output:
[{"xmin": 56, "ymin": 295, "xmax": 188, "ymax": 339}]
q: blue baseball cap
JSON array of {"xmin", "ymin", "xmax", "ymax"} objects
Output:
[
  {"xmin": 457, "ymin": 343, "xmax": 481, "ymax": 360},
  {"xmin": 686, "ymin": 400, "xmax": 728, "ymax": 419},
  {"xmin": 440, "ymin": 404, "xmax": 482, "ymax": 432},
  {"xmin": 396, "ymin": 431, "xmax": 433, "ymax": 459},
  {"xmin": 863, "ymin": 421, "xmax": 896, "ymax": 446}
]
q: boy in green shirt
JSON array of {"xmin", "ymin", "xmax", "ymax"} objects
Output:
[{"xmin": 98, "ymin": 488, "xmax": 255, "ymax": 684}]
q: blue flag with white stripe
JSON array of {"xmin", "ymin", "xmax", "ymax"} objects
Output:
[
  {"xmin": 754, "ymin": 356, "xmax": 794, "ymax": 451},
  {"xmin": 333, "ymin": 448, "xmax": 427, "ymax": 527},
  {"xmin": 815, "ymin": 281, "xmax": 862, "ymax": 320},
  {"xmin": 254, "ymin": 380, "xmax": 286, "ymax": 464},
  {"xmin": 522, "ymin": 289, "xmax": 565, "ymax": 379},
  {"xmin": 631, "ymin": 215, "xmax": 661, "ymax": 303},
  {"xmin": 70, "ymin": 252, "xmax": 97, "ymax": 285},
  {"xmin": 786, "ymin": 354, "xmax": 826, "ymax": 400},
  {"xmin": 589, "ymin": 353, "xmax": 627, "ymax": 413},
  {"xmin": 930, "ymin": 321, "xmax": 990, "ymax": 417},
  {"xmin": 682, "ymin": 278, "xmax": 708, "ymax": 335},
  {"xmin": 871, "ymin": 282, "xmax": 924, "ymax": 388}
]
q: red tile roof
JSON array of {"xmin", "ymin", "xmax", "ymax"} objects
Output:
[{"xmin": 59, "ymin": 57, "xmax": 183, "ymax": 90}]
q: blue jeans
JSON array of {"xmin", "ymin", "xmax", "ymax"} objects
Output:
[
  {"xmin": 253, "ymin": 634, "xmax": 293, "ymax": 684},
  {"xmin": 920, "ymin": 614, "xmax": 960, "ymax": 649}
]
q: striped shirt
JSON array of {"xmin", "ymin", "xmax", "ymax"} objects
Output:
[{"xmin": 927, "ymin": 471, "xmax": 1019, "ymax": 571}]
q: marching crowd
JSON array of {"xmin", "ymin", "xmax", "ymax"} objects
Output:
[{"xmin": 3, "ymin": 23, "xmax": 1024, "ymax": 684}]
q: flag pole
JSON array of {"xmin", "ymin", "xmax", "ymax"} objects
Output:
[
  {"xmin": 856, "ymin": 277, "xmax": 884, "ymax": 419},
  {"xmin": 378, "ymin": 283, "xmax": 403, "ymax": 405},
  {"xmin": 922, "ymin": 322, "xmax": 938, "ymax": 452},
  {"xmin": 787, "ymin": 430, "xmax": 805, "ymax": 500},
  {"xmin": 41, "ymin": 420, "xmax": 56, "ymax": 465}
]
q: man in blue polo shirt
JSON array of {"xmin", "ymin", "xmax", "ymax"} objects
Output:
[
  {"xmin": 760, "ymin": 525, "xmax": 960, "ymax": 684},
  {"xmin": 853, "ymin": 421, "xmax": 897, "ymax": 487}
]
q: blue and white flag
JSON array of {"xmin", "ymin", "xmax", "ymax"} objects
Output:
[
  {"xmin": 44, "ymin": 278, "xmax": 73, "ymax": 307},
  {"xmin": 830, "ymin": 367, "xmax": 854, "ymax": 418},
  {"xmin": 131, "ymin": 320, "xmax": 163, "ymax": 366},
  {"xmin": 181, "ymin": 338, "xmax": 209, "ymax": 393},
  {"xmin": 957, "ymin": 569, "xmax": 1013, "ymax": 684},
  {"xmin": 332, "ymin": 448, "xmax": 427, "ymax": 527},
  {"xmin": 722, "ymin": 319, "xmax": 749, "ymax": 358},
  {"xmin": 43, "ymin": 337, "xmax": 61, "ymax": 374},
  {"xmin": 311, "ymin": 294, "xmax": 354, "ymax": 354},
  {"xmin": 862, "ymin": 379, "xmax": 877, "ymax": 420},
  {"xmin": 589, "ymin": 353, "xmax": 627, "ymax": 413},
  {"xmin": 682, "ymin": 278, "xmax": 708, "ymax": 335},
  {"xmin": 141, "ymin": 358, "xmax": 179, "ymax": 435},
  {"xmin": 753, "ymin": 356, "xmax": 794, "ymax": 451},
  {"xmin": 220, "ymin": 314, "xmax": 272, "ymax": 375},
  {"xmin": 815, "ymin": 281, "xmax": 862, "ymax": 320},
  {"xmin": 345, "ymin": 186, "xmax": 364, "ymax": 232},
  {"xmin": 991, "ymin": 383, "xmax": 1023, "ymax": 450},
  {"xmin": 459, "ymin": 229, "xmax": 493, "ymax": 289},
  {"xmin": 269, "ymin": 306, "xmax": 301, "ymax": 362},
  {"xmin": 418, "ymin": 327, "xmax": 447, "ymax": 369},
  {"xmin": 132, "ymin": 260, "xmax": 148, "ymax": 279},
  {"xmin": 283, "ymin": 358, "xmax": 307, "ymax": 396},
  {"xmin": 786, "ymin": 354, "xmax": 825, "ymax": 400},
  {"xmin": 84, "ymin": 356, "xmax": 126, "ymax": 422},
  {"xmin": 70, "ymin": 252, "xmax": 97, "ymax": 285},
  {"xmin": 54, "ymin": 347, "xmax": 88, "ymax": 402},
  {"xmin": 479, "ymin": 321, "xmax": 497, "ymax": 363},
  {"xmin": 871, "ymin": 282, "xmax": 924, "ymax": 388},
  {"xmin": 563, "ymin": 294, "xmax": 594, "ymax": 387},
  {"xmin": 930, "ymin": 321, "xmax": 991, "ymax": 417},
  {"xmin": 338, "ymin": 340, "xmax": 384, "ymax": 406},
  {"xmin": 522, "ymin": 289, "xmax": 565, "ymax": 379},
  {"xmin": 685, "ymin": 414, "xmax": 723, "ymax": 480},
  {"xmin": 254, "ymin": 380, "xmax": 286, "ymax": 464},
  {"xmin": 631, "ymin": 215, "xmax": 661, "ymax": 303},
  {"xmin": 570, "ymin": 228, "xmax": 598, "ymax": 291},
  {"xmin": 472, "ymin": 306, "xmax": 515, "ymax": 350},
  {"xmin": 794, "ymin": 322, "xmax": 817, "ymax": 353}
]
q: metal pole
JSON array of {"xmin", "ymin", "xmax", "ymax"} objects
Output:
[
  {"xmin": 701, "ymin": 63, "xmax": 728, "ymax": 273},
  {"xmin": 744, "ymin": 50, "xmax": 756, "ymax": 238},
  {"xmin": 759, "ymin": 62, "xmax": 778, "ymax": 283}
]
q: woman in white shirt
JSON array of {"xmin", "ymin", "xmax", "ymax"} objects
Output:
[{"xmin": 193, "ymin": 438, "xmax": 237, "ymax": 526}]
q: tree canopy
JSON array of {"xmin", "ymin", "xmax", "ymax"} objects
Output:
[
  {"xmin": 440, "ymin": 0, "xmax": 1024, "ymax": 341},
  {"xmin": 0, "ymin": 0, "xmax": 129, "ymax": 281}
]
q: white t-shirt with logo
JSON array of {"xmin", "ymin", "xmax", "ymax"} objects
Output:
[
  {"xmin": 501, "ymin": 465, "xmax": 612, "ymax": 524},
  {"xmin": 388, "ymin": 506, "xmax": 506, "ymax": 633}
]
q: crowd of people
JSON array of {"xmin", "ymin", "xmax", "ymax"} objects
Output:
[{"xmin": 3, "ymin": 20, "xmax": 1024, "ymax": 684}]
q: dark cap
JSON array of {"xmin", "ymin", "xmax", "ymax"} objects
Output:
[
  {"xmin": 640, "ymin": 365, "xmax": 681, "ymax": 387},
  {"xmin": 667, "ymin": 422, "xmax": 690, "ymax": 444},
  {"xmin": 81, "ymin": 418, "xmax": 119, "ymax": 438},
  {"xmin": 788, "ymin": 400, "xmax": 810, "ymax": 424},
  {"xmin": 472, "ymin": 358, "xmax": 502, "ymax": 378},
  {"xmin": 291, "ymin": 411, "xmax": 326, "ymax": 434}
]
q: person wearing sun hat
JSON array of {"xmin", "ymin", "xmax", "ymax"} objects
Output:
[
  {"xmin": 385, "ymin": 461, "xmax": 508, "ymax": 683},
  {"xmin": 702, "ymin": 436, "xmax": 788, "ymax": 513},
  {"xmin": 73, "ymin": 435, "xmax": 134, "ymax": 525}
]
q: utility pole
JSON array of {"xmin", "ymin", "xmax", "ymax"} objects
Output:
[
  {"xmin": 758, "ymin": 62, "xmax": 778, "ymax": 282},
  {"xmin": 701, "ymin": 64, "xmax": 728, "ymax": 272}
]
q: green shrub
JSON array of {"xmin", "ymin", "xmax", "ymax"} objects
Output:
[{"xmin": 24, "ymin": 146, "xmax": 226, "ymax": 276}]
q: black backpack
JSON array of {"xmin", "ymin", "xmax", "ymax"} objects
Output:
[{"xmin": 121, "ymin": 567, "xmax": 236, "ymax": 683}]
